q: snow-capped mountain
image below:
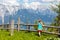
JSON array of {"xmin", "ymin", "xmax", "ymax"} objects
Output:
[{"xmin": 0, "ymin": 3, "xmax": 57, "ymax": 25}]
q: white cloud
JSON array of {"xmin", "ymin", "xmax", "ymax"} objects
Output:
[
  {"xmin": 0, "ymin": 0, "xmax": 3, "ymax": 4},
  {"xmin": 0, "ymin": 12, "xmax": 4, "ymax": 16},
  {"xmin": 23, "ymin": 2, "xmax": 41, "ymax": 10},
  {"xmin": 0, "ymin": 5, "xmax": 5, "ymax": 17},
  {"xmin": 30, "ymin": 2, "xmax": 41, "ymax": 9},
  {"xmin": 23, "ymin": 2, "xmax": 50, "ymax": 10},
  {"xmin": 0, "ymin": 0, "xmax": 57, "ymax": 16},
  {"xmin": 23, "ymin": 0, "xmax": 29, "ymax": 3},
  {"xmin": 42, "ymin": 0, "xmax": 55, "ymax": 2},
  {"xmin": 5, "ymin": 5, "xmax": 20, "ymax": 16},
  {"xmin": 0, "ymin": 11, "xmax": 4, "ymax": 19},
  {"xmin": 0, "ymin": 0, "xmax": 20, "ymax": 16},
  {"xmin": 57, "ymin": 0, "xmax": 60, "ymax": 1},
  {"xmin": 3, "ymin": 0, "xmax": 19, "ymax": 6},
  {"xmin": 42, "ymin": 0, "xmax": 60, "ymax": 3},
  {"xmin": 23, "ymin": 3, "xmax": 29, "ymax": 9}
]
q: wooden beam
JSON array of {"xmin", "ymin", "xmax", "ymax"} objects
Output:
[
  {"xmin": 42, "ymin": 31, "xmax": 60, "ymax": 35},
  {"xmin": 10, "ymin": 20, "xmax": 14, "ymax": 36},
  {"xmin": 17, "ymin": 17, "xmax": 20, "ymax": 31}
]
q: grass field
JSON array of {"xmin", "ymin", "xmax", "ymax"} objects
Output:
[{"xmin": 0, "ymin": 30, "xmax": 60, "ymax": 40}]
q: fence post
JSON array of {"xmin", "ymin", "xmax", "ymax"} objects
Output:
[
  {"xmin": 6, "ymin": 24, "xmax": 10, "ymax": 31},
  {"xmin": 43, "ymin": 26, "xmax": 46, "ymax": 32},
  {"xmin": 26, "ymin": 24, "xmax": 30, "ymax": 32},
  {"xmin": 10, "ymin": 19, "xmax": 14, "ymax": 36},
  {"xmin": 2, "ymin": 24, "xmax": 4, "ymax": 30},
  {"xmin": 28, "ymin": 25, "xmax": 30, "ymax": 32},
  {"xmin": 58, "ymin": 28, "xmax": 60, "ymax": 37},
  {"xmin": 17, "ymin": 17, "xmax": 20, "ymax": 31}
]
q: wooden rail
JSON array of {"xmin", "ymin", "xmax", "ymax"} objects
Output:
[
  {"xmin": 0, "ymin": 24, "xmax": 60, "ymax": 35},
  {"xmin": 1, "ymin": 28, "xmax": 60, "ymax": 35},
  {"xmin": 0, "ymin": 24, "xmax": 60, "ymax": 28},
  {"xmin": 0, "ymin": 17, "xmax": 60, "ymax": 36}
]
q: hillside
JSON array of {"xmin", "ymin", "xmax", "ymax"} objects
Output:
[{"xmin": 0, "ymin": 30, "xmax": 59, "ymax": 40}]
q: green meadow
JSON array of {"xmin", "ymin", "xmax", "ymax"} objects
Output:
[{"xmin": 0, "ymin": 30, "xmax": 60, "ymax": 40}]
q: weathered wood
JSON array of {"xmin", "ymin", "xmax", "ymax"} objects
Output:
[
  {"xmin": 58, "ymin": 28, "xmax": 60, "ymax": 37},
  {"xmin": 10, "ymin": 20, "xmax": 14, "ymax": 36},
  {"xmin": 0, "ymin": 24, "xmax": 60, "ymax": 28},
  {"xmin": 42, "ymin": 31, "xmax": 60, "ymax": 35},
  {"xmin": 27, "ymin": 25, "xmax": 30, "ymax": 32},
  {"xmin": 1, "ymin": 24, "xmax": 4, "ymax": 30},
  {"xmin": 0, "ymin": 23, "xmax": 60, "ymax": 35},
  {"xmin": 17, "ymin": 17, "xmax": 20, "ymax": 31}
]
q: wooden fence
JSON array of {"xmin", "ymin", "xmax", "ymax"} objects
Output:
[{"xmin": 0, "ymin": 17, "xmax": 60, "ymax": 36}]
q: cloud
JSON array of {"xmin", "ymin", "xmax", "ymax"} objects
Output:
[
  {"xmin": 0, "ymin": 5, "xmax": 5, "ymax": 17},
  {"xmin": 0, "ymin": 11, "xmax": 4, "ymax": 17},
  {"xmin": 0, "ymin": 0, "xmax": 57, "ymax": 16},
  {"xmin": 57, "ymin": 0, "xmax": 60, "ymax": 1},
  {"xmin": 42, "ymin": 0, "xmax": 55, "ymax": 2},
  {"xmin": 23, "ymin": 2, "xmax": 41, "ymax": 10},
  {"xmin": 0, "ymin": 0, "xmax": 3, "ymax": 4},
  {"xmin": 30, "ymin": 2, "xmax": 41, "ymax": 10},
  {"xmin": 3, "ymin": 0, "xmax": 19, "ymax": 6},
  {"xmin": 23, "ymin": 2, "xmax": 50, "ymax": 11},
  {"xmin": 23, "ymin": 0, "xmax": 29, "ymax": 3},
  {"xmin": 0, "ymin": 0, "xmax": 20, "ymax": 16},
  {"xmin": 23, "ymin": 3, "xmax": 29, "ymax": 9},
  {"xmin": 42, "ymin": 0, "xmax": 60, "ymax": 3}
]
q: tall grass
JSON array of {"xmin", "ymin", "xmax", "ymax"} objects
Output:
[{"xmin": 0, "ymin": 30, "xmax": 60, "ymax": 40}]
